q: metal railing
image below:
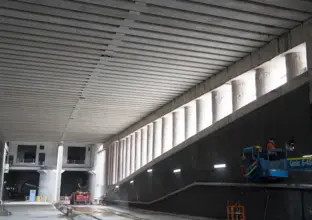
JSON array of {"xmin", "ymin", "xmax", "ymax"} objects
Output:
[
  {"xmin": 16, "ymin": 158, "xmax": 36, "ymax": 164},
  {"xmin": 67, "ymin": 160, "xmax": 85, "ymax": 165}
]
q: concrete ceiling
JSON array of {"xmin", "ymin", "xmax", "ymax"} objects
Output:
[{"xmin": 0, "ymin": 0, "xmax": 312, "ymax": 143}]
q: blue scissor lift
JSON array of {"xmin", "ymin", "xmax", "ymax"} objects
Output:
[{"xmin": 241, "ymin": 146, "xmax": 312, "ymax": 182}]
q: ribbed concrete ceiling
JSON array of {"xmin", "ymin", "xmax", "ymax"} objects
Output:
[{"xmin": 0, "ymin": 0, "xmax": 312, "ymax": 142}]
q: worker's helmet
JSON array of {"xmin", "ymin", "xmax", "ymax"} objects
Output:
[{"xmin": 269, "ymin": 137, "xmax": 275, "ymax": 144}]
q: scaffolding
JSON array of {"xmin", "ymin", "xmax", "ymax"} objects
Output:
[{"xmin": 227, "ymin": 201, "xmax": 246, "ymax": 220}]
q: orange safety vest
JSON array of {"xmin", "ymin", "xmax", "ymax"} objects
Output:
[{"xmin": 266, "ymin": 142, "xmax": 276, "ymax": 149}]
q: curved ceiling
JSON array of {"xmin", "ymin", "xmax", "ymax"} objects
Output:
[{"xmin": 0, "ymin": 0, "xmax": 312, "ymax": 142}]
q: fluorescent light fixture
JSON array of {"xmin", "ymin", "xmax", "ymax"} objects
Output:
[
  {"xmin": 147, "ymin": 169, "xmax": 153, "ymax": 173},
  {"xmin": 214, "ymin": 164, "xmax": 226, "ymax": 169},
  {"xmin": 130, "ymin": 180, "xmax": 134, "ymax": 184},
  {"xmin": 303, "ymin": 155, "xmax": 312, "ymax": 158},
  {"xmin": 115, "ymin": 185, "xmax": 119, "ymax": 188},
  {"xmin": 173, "ymin": 169, "xmax": 181, "ymax": 173}
]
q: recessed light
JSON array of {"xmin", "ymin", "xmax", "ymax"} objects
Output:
[
  {"xmin": 147, "ymin": 169, "xmax": 153, "ymax": 173},
  {"xmin": 115, "ymin": 185, "xmax": 119, "ymax": 188},
  {"xmin": 130, "ymin": 180, "xmax": 134, "ymax": 184},
  {"xmin": 214, "ymin": 164, "xmax": 226, "ymax": 169},
  {"xmin": 173, "ymin": 169, "xmax": 181, "ymax": 173}
]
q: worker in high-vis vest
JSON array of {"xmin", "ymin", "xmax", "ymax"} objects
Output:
[{"xmin": 266, "ymin": 138, "xmax": 277, "ymax": 149}]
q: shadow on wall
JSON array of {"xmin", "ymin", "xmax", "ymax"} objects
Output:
[
  {"xmin": 120, "ymin": 185, "xmax": 312, "ymax": 220},
  {"xmin": 108, "ymin": 84, "xmax": 312, "ymax": 220}
]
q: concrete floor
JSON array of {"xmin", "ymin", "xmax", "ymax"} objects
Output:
[
  {"xmin": 70, "ymin": 205, "xmax": 217, "ymax": 220},
  {"xmin": 0, "ymin": 203, "xmax": 217, "ymax": 220},
  {"xmin": 0, "ymin": 202, "xmax": 66, "ymax": 220}
]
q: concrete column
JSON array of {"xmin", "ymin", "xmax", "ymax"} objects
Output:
[
  {"xmin": 126, "ymin": 137, "xmax": 131, "ymax": 177},
  {"xmin": 212, "ymin": 85, "xmax": 232, "ymax": 123},
  {"xmin": 153, "ymin": 120, "xmax": 162, "ymax": 159},
  {"xmin": 115, "ymin": 142, "xmax": 119, "ymax": 183},
  {"xmin": 38, "ymin": 169, "xmax": 56, "ymax": 202},
  {"xmin": 122, "ymin": 139, "xmax": 126, "ymax": 179},
  {"xmin": 147, "ymin": 124, "xmax": 153, "ymax": 163},
  {"xmin": 172, "ymin": 110, "xmax": 185, "ymax": 147},
  {"xmin": 55, "ymin": 144, "xmax": 63, "ymax": 202},
  {"xmin": 307, "ymin": 41, "xmax": 312, "ymax": 104},
  {"xmin": 184, "ymin": 104, "xmax": 196, "ymax": 139},
  {"xmin": 130, "ymin": 134, "xmax": 136, "ymax": 174},
  {"xmin": 119, "ymin": 141, "xmax": 123, "ymax": 181},
  {"xmin": 141, "ymin": 127, "xmax": 147, "ymax": 166},
  {"xmin": 110, "ymin": 145, "xmax": 114, "ymax": 185},
  {"xmin": 161, "ymin": 115, "xmax": 172, "ymax": 153},
  {"xmin": 196, "ymin": 94, "xmax": 212, "ymax": 132},
  {"xmin": 231, "ymin": 77, "xmax": 257, "ymax": 111},
  {"xmin": 0, "ymin": 142, "xmax": 7, "ymax": 201},
  {"xmin": 286, "ymin": 52, "xmax": 306, "ymax": 81},
  {"xmin": 88, "ymin": 144, "xmax": 105, "ymax": 201},
  {"xmin": 255, "ymin": 66, "xmax": 274, "ymax": 98},
  {"xmin": 135, "ymin": 131, "xmax": 141, "ymax": 171},
  {"xmin": 114, "ymin": 142, "xmax": 118, "ymax": 183},
  {"xmin": 107, "ymin": 146, "xmax": 111, "ymax": 185}
]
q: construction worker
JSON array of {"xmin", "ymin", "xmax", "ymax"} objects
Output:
[{"xmin": 266, "ymin": 137, "xmax": 276, "ymax": 149}]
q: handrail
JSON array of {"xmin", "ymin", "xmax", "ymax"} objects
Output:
[{"xmin": 112, "ymin": 181, "xmax": 312, "ymax": 205}]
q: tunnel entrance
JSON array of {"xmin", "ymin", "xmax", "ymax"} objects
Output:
[
  {"xmin": 3, "ymin": 170, "xmax": 39, "ymax": 201},
  {"xmin": 61, "ymin": 171, "xmax": 89, "ymax": 197}
]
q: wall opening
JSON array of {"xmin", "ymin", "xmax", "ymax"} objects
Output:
[
  {"xmin": 17, "ymin": 145, "xmax": 37, "ymax": 164},
  {"xmin": 67, "ymin": 147, "xmax": 86, "ymax": 165},
  {"xmin": 61, "ymin": 171, "xmax": 89, "ymax": 197},
  {"xmin": 3, "ymin": 170, "xmax": 39, "ymax": 201}
]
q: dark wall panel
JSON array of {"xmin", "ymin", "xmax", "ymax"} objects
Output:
[{"xmin": 109, "ymin": 84, "xmax": 312, "ymax": 219}]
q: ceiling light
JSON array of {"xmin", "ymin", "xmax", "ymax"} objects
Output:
[
  {"xmin": 115, "ymin": 185, "xmax": 119, "ymax": 188},
  {"xmin": 303, "ymin": 155, "xmax": 312, "ymax": 158},
  {"xmin": 214, "ymin": 164, "xmax": 226, "ymax": 169},
  {"xmin": 147, "ymin": 169, "xmax": 153, "ymax": 173},
  {"xmin": 173, "ymin": 169, "xmax": 181, "ymax": 173},
  {"xmin": 130, "ymin": 180, "xmax": 134, "ymax": 184}
]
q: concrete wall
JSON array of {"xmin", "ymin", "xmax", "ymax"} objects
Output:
[
  {"xmin": 8, "ymin": 141, "xmax": 58, "ymax": 167},
  {"xmin": 108, "ymin": 83, "xmax": 312, "ymax": 220},
  {"xmin": 62, "ymin": 143, "xmax": 92, "ymax": 168},
  {"xmin": 0, "ymin": 139, "xmax": 5, "ymax": 200},
  {"xmin": 8, "ymin": 141, "xmax": 92, "ymax": 169}
]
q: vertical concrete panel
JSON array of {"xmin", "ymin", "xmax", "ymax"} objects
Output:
[
  {"xmin": 184, "ymin": 104, "xmax": 196, "ymax": 139},
  {"xmin": 306, "ymin": 41, "xmax": 312, "ymax": 104},
  {"xmin": 126, "ymin": 137, "xmax": 131, "ymax": 177},
  {"xmin": 286, "ymin": 52, "xmax": 307, "ymax": 81},
  {"xmin": 147, "ymin": 124, "xmax": 154, "ymax": 163},
  {"xmin": 130, "ymin": 134, "xmax": 136, "ymax": 174},
  {"xmin": 115, "ymin": 142, "xmax": 119, "ymax": 183},
  {"xmin": 120, "ymin": 140, "xmax": 124, "ymax": 180},
  {"xmin": 153, "ymin": 120, "xmax": 162, "ymax": 159},
  {"xmin": 161, "ymin": 115, "xmax": 173, "ymax": 153},
  {"xmin": 0, "ymin": 141, "xmax": 6, "ymax": 200},
  {"xmin": 172, "ymin": 109, "xmax": 185, "ymax": 147},
  {"xmin": 55, "ymin": 144, "xmax": 63, "ymax": 202},
  {"xmin": 135, "ymin": 131, "xmax": 141, "ymax": 171},
  {"xmin": 141, "ymin": 127, "xmax": 148, "ymax": 166},
  {"xmin": 212, "ymin": 85, "xmax": 232, "ymax": 123},
  {"xmin": 196, "ymin": 94, "xmax": 212, "ymax": 132},
  {"xmin": 114, "ymin": 142, "xmax": 118, "ymax": 183}
]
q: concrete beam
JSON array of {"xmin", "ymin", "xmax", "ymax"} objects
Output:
[{"xmin": 105, "ymin": 18, "xmax": 312, "ymax": 146}]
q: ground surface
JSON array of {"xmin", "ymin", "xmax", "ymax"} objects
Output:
[
  {"xmin": 0, "ymin": 202, "xmax": 216, "ymax": 219},
  {"xmin": 0, "ymin": 202, "xmax": 66, "ymax": 220},
  {"xmin": 70, "ymin": 205, "xmax": 216, "ymax": 220}
]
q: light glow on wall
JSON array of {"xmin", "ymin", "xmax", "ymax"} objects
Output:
[{"xmin": 214, "ymin": 164, "xmax": 226, "ymax": 169}]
